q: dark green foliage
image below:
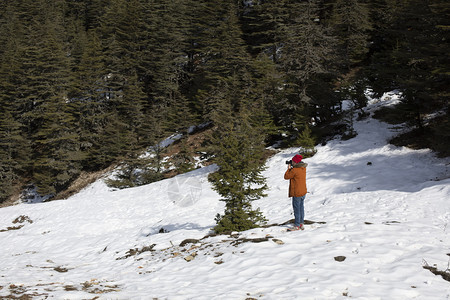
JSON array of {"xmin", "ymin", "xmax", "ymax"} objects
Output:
[
  {"xmin": 428, "ymin": 113, "xmax": 450, "ymax": 157},
  {"xmin": 374, "ymin": 106, "xmax": 450, "ymax": 157},
  {"xmin": 0, "ymin": 0, "xmax": 448, "ymax": 203},
  {"xmin": 172, "ymin": 138, "xmax": 196, "ymax": 174},
  {"xmin": 247, "ymin": 54, "xmax": 283, "ymax": 141},
  {"xmin": 0, "ymin": 110, "xmax": 28, "ymax": 203},
  {"xmin": 296, "ymin": 125, "xmax": 317, "ymax": 157},
  {"xmin": 338, "ymin": 78, "xmax": 370, "ymax": 119},
  {"xmin": 275, "ymin": 0, "xmax": 340, "ymax": 135},
  {"xmin": 280, "ymin": 0, "xmax": 337, "ymax": 100},
  {"xmin": 105, "ymin": 154, "xmax": 164, "ymax": 190},
  {"xmin": 208, "ymin": 113, "xmax": 268, "ymax": 233},
  {"xmin": 328, "ymin": 0, "xmax": 372, "ymax": 68},
  {"xmin": 372, "ymin": 105, "xmax": 413, "ymax": 125},
  {"xmin": 367, "ymin": 0, "xmax": 449, "ymax": 124},
  {"xmin": 201, "ymin": 1, "xmax": 268, "ymax": 233},
  {"xmin": 365, "ymin": 0, "xmax": 449, "ymax": 155}
]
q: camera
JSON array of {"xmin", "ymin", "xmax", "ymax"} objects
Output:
[{"xmin": 285, "ymin": 160, "xmax": 293, "ymax": 166}]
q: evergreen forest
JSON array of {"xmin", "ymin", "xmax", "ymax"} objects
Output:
[{"xmin": 0, "ymin": 0, "xmax": 449, "ymax": 214}]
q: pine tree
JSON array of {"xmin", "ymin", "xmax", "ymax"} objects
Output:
[
  {"xmin": 0, "ymin": 2, "xmax": 32, "ymax": 200},
  {"xmin": 142, "ymin": 104, "xmax": 169, "ymax": 177},
  {"xmin": 329, "ymin": 0, "xmax": 372, "ymax": 68},
  {"xmin": 198, "ymin": 0, "xmax": 268, "ymax": 233},
  {"xmin": 295, "ymin": 124, "xmax": 317, "ymax": 157},
  {"xmin": 0, "ymin": 110, "xmax": 28, "ymax": 203},
  {"xmin": 282, "ymin": 0, "xmax": 337, "ymax": 97},
  {"xmin": 70, "ymin": 29, "xmax": 126, "ymax": 169},
  {"xmin": 84, "ymin": 0, "xmax": 110, "ymax": 30},
  {"xmin": 368, "ymin": 0, "xmax": 449, "ymax": 129},
  {"xmin": 209, "ymin": 101, "xmax": 268, "ymax": 234},
  {"xmin": 95, "ymin": 0, "xmax": 148, "ymax": 165},
  {"xmin": 7, "ymin": 0, "xmax": 84, "ymax": 195},
  {"xmin": 239, "ymin": 0, "xmax": 290, "ymax": 62},
  {"xmin": 29, "ymin": 26, "xmax": 83, "ymax": 195},
  {"xmin": 277, "ymin": 0, "xmax": 338, "ymax": 134},
  {"xmin": 172, "ymin": 137, "xmax": 196, "ymax": 174},
  {"xmin": 140, "ymin": 0, "xmax": 194, "ymax": 132}
]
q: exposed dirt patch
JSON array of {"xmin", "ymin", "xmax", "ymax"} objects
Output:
[
  {"xmin": 0, "ymin": 215, "xmax": 33, "ymax": 232},
  {"xmin": 12, "ymin": 215, "xmax": 33, "ymax": 224},
  {"xmin": 118, "ymin": 219, "xmax": 326, "ymax": 266},
  {"xmin": 54, "ymin": 165, "xmax": 116, "ymax": 200},
  {"xmin": 81, "ymin": 279, "xmax": 120, "ymax": 294},
  {"xmin": 262, "ymin": 219, "xmax": 326, "ymax": 227},
  {"xmin": 163, "ymin": 126, "xmax": 213, "ymax": 159},
  {"xmin": 4, "ymin": 284, "xmax": 49, "ymax": 299},
  {"xmin": 0, "ymin": 180, "xmax": 27, "ymax": 208},
  {"xmin": 117, "ymin": 244, "xmax": 157, "ymax": 260},
  {"xmin": 4, "ymin": 279, "xmax": 120, "ymax": 299}
]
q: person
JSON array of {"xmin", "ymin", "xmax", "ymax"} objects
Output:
[{"xmin": 284, "ymin": 154, "xmax": 308, "ymax": 231}]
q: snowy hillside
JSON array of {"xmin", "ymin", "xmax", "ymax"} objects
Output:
[{"xmin": 1, "ymin": 94, "xmax": 449, "ymax": 299}]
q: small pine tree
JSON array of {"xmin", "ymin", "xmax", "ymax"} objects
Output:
[
  {"xmin": 209, "ymin": 118, "xmax": 268, "ymax": 233},
  {"xmin": 296, "ymin": 125, "xmax": 317, "ymax": 158},
  {"xmin": 172, "ymin": 137, "xmax": 196, "ymax": 174},
  {"xmin": 208, "ymin": 98, "xmax": 267, "ymax": 233},
  {"xmin": 196, "ymin": 0, "xmax": 269, "ymax": 233},
  {"xmin": 105, "ymin": 153, "xmax": 164, "ymax": 190},
  {"xmin": 341, "ymin": 102, "xmax": 357, "ymax": 140}
]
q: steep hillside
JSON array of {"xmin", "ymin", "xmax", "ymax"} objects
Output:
[{"xmin": 0, "ymin": 93, "xmax": 449, "ymax": 299}]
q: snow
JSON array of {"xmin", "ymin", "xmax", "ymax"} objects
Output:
[{"xmin": 1, "ymin": 94, "xmax": 449, "ymax": 299}]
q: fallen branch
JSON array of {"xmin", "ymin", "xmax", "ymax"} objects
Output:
[{"xmin": 423, "ymin": 265, "xmax": 450, "ymax": 282}]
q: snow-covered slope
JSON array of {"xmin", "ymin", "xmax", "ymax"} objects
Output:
[{"xmin": 1, "ymin": 94, "xmax": 449, "ymax": 299}]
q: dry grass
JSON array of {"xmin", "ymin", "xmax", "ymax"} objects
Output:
[
  {"xmin": 0, "ymin": 182, "xmax": 25, "ymax": 208},
  {"xmin": 54, "ymin": 165, "xmax": 116, "ymax": 200}
]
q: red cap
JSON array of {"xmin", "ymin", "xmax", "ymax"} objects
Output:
[{"xmin": 292, "ymin": 154, "xmax": 303, "ymax": 164}]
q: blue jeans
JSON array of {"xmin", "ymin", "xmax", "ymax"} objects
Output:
[{"xmin": 292, "ymin": 196, "xmax": 305, "ymax": 227}]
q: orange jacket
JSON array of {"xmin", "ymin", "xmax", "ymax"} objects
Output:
[{"xmin": 284, "ymin": 162, "xmax": 307, "ymax": 197}]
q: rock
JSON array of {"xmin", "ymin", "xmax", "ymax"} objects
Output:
[
  {"xmin": 179, "ymin": 239, "xmax": 200, "ymax": 247},
  {"xmin": 334, "ymin": 256, "xmax": 346, "ymax": 262},
  {"xmin": 272, "ymin": 239, "xmax": 284, "ymax": 245},
  {"xmin": 54, "ymin": 266, "xmax": 69, "ymax": 273},
  {"xmin": 184, "ymin": 252, "xmax": 197, "ymax": 262}
]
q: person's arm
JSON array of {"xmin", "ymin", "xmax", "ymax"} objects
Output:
[{"xmin": 284, "ymin": 165, "xmax": 295, "ymax": 179}]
